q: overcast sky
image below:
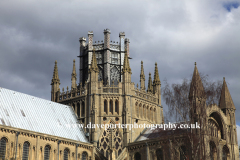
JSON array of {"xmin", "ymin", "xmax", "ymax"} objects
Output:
[{"xmin": 0, "ymin": 0, "xmax": 239, "ymax": 142}]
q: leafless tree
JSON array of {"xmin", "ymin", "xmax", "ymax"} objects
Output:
[
  {"xmin": 162, "ymin": 73, "xmax": 222, "ymax": 160},
  {"xmin": 162, "ymin": 73, "xmax": 221, "ymax": 122}
]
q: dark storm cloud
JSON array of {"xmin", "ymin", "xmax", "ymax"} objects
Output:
[{"xmin": 0, "ymin": 0, "xmax": 239, "ymax": 129}]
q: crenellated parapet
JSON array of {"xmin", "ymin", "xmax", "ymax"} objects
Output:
[
  {"xmin": 134, "ymin": 88, "xmax": 159, "ymax": 104},
  {"xmin": 57, "ymin": 84, "xmax": 87, "ymax": 102}
]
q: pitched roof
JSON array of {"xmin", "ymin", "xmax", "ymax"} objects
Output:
[
  {"xmin": 0, "ymin": 88, "xmax": 88, "ymax": 142},
  {"xmin": 135, "ymin": 122, "xmax": 190, "ymax": 142},
  {"xmin": 219, "ymin": 77, "xmax": 235, "ymax": 109}
]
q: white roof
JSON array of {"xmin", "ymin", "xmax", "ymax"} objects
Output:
[{"xmin": 0, "ymin": 87, "xmax": 88, "ymax": 143}]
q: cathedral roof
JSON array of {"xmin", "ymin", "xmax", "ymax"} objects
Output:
[
  {"xmin": 0, "ymin": 87, "xmax": 88, "ymax": 142},
  {"xmin": 135, "ymin": 122, "xmax": 189, "ymax": 142}
]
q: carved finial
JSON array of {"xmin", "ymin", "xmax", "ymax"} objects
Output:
[
  {"xmin": 67, "ymin": 86, "xmax": 69, "ymax": 91},
  {"xmin": 195, "ymin": 62, "xmax": 196, "ymax": 66},
  {"xmin": 62, "ymin": 87, "xmax": 64, "ymax": 92},
  {"xmin": 137, "ymin": 83, "xmax": 139, "ymax": 88},
  {"xmin": 223, "ymin": 77, "xmax": 225, "ymax": 81}
]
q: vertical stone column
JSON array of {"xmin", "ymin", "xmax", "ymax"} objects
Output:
[
  {"xmin": 87, "ymin": 31, "xmax": 94, "ymax": 83},
  {"xmin": 124, "ymin": 38, "xmax": 130, "ymax": 57},
  {"xmin": 119, "ymin": 32, "xmax": 125, "ymax": 82},
  {"xmin": 79, "ymin": 37, "xmax": 86, "ymax": 84},
  {"xmin": 103, "ymin": 29, "xmax": 111, "ymax": 84}
]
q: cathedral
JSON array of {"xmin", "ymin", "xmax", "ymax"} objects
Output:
[{"xmin": 0, "ymin": 29, "xmax": 239, "ymax": 160}]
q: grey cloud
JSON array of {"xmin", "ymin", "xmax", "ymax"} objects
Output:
[{"xmin": 0, "ymin": 0, "xmax": 239, "ymax": 124}]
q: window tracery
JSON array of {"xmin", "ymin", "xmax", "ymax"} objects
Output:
[
  {"xmin": 0, "ymin": 138, "xmax": 7, "ymax": 159},
  {"xmin": 99, "ymin": 122, "xmax": 122, "ymax": 158}
]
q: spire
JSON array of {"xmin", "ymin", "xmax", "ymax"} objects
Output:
[
  {"xmin": 51, "ymin": 60, "xmax": 60, "ymax": 102},
  {"xmin": 122, "ymin": 49, "xmax": 131, "ymax": 74},
  {"xmin": 147, "ymin": 72, "xmax": 153, "ymax": 93},
  {"xmin": 72, "ymin": 59, "xmax": 76, "ymax": 77},
  {"xmin": 51, "ymin": 60, "xmax": 60, "ymax": 85},
  {"xmin": 89, "ymin": 49, "xmax": 99, "ymax": 73},
  {"xmin": 71, "ymin": 59, "xmax": 77, "ymax": 89},
  {"xmin": 140, "ymin": 61, "xmax": 145, "ymax": 90},
  {"xmin": 153, "ymin": 62, "xmax": 160, "ymax": 86},
  {"xmin": 219, "ymin": 77, "xmax": 235, "ymax": 109},
  {"xmin": 189, "ymin": 62, "xmax": 205, "ymax": 100},
  {"xmin": 140, "ymin": 61, "xmax": 145, "ymax": 80}
]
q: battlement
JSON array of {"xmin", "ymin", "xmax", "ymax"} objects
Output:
[
  {"xmin": 79, "ymin": 37, "xmax": 86, "ymax": 41},
  {"xmin": 58, "ymin": 85, "xmax": 86, "ymax": 102},
  {"xmin": 119, "ymin": 32, "xmax": 125, "ymax": 36},
  {"xmin": 104, "ymin": 28, "xmax": 111, "ymax": 33},
  {"xmin": 134, "ymin": 88, "xmax": 159, "ymax": 104},
  {"xmin": 88, "ymin": 31, "xmax": 93, "ymax": 35}
]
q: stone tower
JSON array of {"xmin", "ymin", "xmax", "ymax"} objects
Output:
[
  {"xmin": 51, "ymin": 29, "xmax": 163, "ymax": 159},
  {"xmin": 79, "ymin": 29, "xmax": 130, "ymax": 86}
]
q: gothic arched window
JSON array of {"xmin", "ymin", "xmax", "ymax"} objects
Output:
[
  {"xmin": 82, "ymin": 152, "xmax": 88, "ymax": 160},
  {"xmin": 222, "ymin": 145, "xmax": 229, "ymax": 160},
  {"xmin": 180, "ymin": 146, "xmax": 187, "ymax": 160},
  {"xmin": 77, "ymin": 103, "xmax": 80, "ymax": 118},
  {"xmin": 134, "ymin": 152, "xmax": 141, "ymax": 160},
  {"xmin": 0, "ymin": 138, "xmax": 7, "ymax": 159},
  {"xmin": 139, "ymin": 104, "xmax": 142, "ymax": 118},
  {"xmin": 81, "ymin": 101, "xmax": 85, "ymax": 117},
  {"xmin": 115, "ymin": 100, "xmax": 119, "ymax": 114},
  {"xmin": 104, "ymin": 100, "xmax": 108, "ymax": 114},
  {"xmin": 156, "ymin": 148, "xmax": 163, "ymax": 160},
  {"xmin": 135, "ymin": 102, "xmax": 139, "ymax": 118},
  {"xmin": 63, "ymin": 148, "xmax": 69, "ymax": 160},
  {"xmin": 209, "ymin": 142, "xmax": 217, "ymax": 160},
  {"xmin": 110, "ymin": 100, "xmax": 113, "ymax": 114},
  {"xmin": 22, "ymin": 141, "xmax": 30, "ymax": 160},
  {"xmin": 44, "ymin": 145, "xmax": 51, "ymax": 160}
]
